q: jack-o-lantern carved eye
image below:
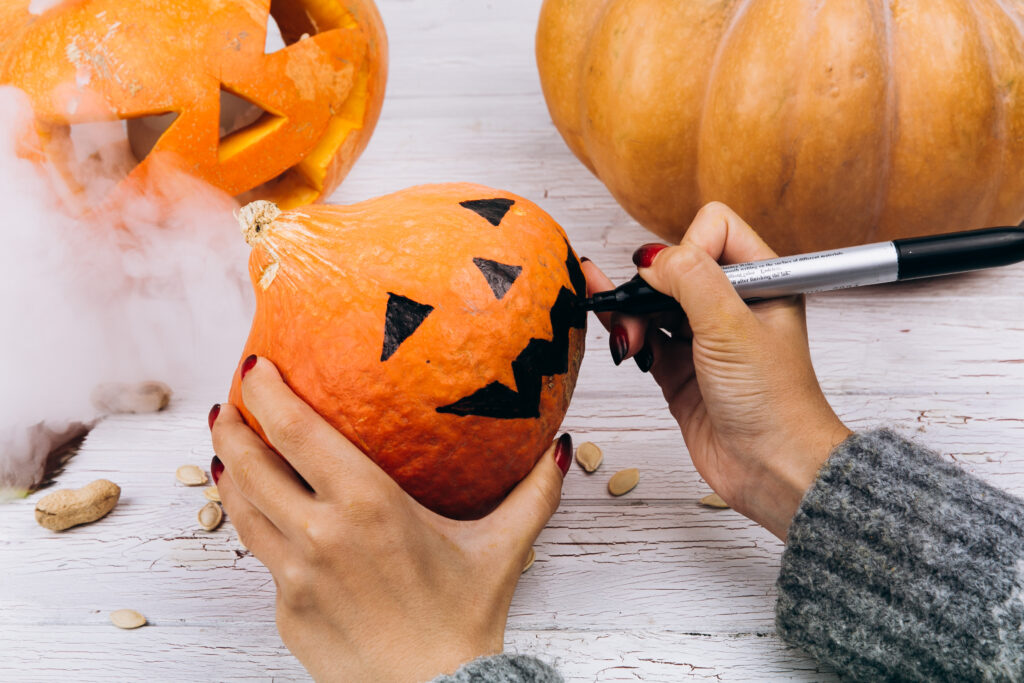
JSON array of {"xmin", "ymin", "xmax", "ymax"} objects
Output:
[
  {"xmin": 437, "ymin": 240, "xmax": 586, "ymax": 420},
  {"xmin": 473, "ymin": 258, "xmax": 522, "ymax": 300},
  {"xmin": 381, "ymin": 293, "xmax": 434, "ymax": 362},
  {"xmin": 460, "ymin": 198, "xmax": 515, "ymax": 226}
]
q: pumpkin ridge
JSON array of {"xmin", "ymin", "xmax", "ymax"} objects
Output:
[
  {"xmin": 866, "ymin": 0, "xmax": 896, "ymax": 242},
  {"xmin": 967, "ymin": 0, "xmax": 1009, "ymax": 224},
  {"xmin": 695, "ymin": 0, "xmax": 753, "ymax": 202}
]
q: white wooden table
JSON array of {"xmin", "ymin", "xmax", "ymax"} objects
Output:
[{"xmin": 3, "ymin": 1, "xmax": 1024, "ymax": 680}]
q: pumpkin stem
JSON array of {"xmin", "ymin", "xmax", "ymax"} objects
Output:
[{"xmin": 235, "ymin": 200, "xmax": 281, "ymax": 246}]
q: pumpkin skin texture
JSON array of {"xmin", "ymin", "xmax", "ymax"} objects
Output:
[
  {"xmin": 228, "ymin": 184, "xmax": 587, "ymax": 520},
  {"xmin": 0, "ymin": 0, "xmax": 387, "ymax": 209},
  {"xmin": 536, "ymin": 0, "xmax": 1024, "ymax": 255}
]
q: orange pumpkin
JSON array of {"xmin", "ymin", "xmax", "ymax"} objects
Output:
[
  {"xmin": 0, "ymin": 0, "xmax": 386, "ymax": 208},
  {"xmin": 228, "ymin": 183, "xmax": 587, "ymax": 519},
  {"xmin": 536, "ymin": 0, "xmax": 1024, "ymax": 255}
]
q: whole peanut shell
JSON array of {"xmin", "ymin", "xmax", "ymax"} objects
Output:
[{"xmin": 35, "ymin": 479, "xmax": 121, "ymax": 531}]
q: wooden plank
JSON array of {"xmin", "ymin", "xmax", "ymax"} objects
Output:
[{"xmin": 0, "ymin": 625, "xmax": 836, "ymax": 682}]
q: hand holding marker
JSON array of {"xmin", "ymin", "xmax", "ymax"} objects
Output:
[{"xmin": 584, "ymin": 224, "xmax": 1024, "ymax": 315}]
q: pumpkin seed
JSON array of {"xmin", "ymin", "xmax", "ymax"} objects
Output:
[
  {"xmin": 176, "ymin": 465, "xmax": 208, "ymax": 486},
  {"xmin": 522, "ymin": 547, "xmax": 536, "ymax": 573},
  {"xmin": 607, "ymin": 468, "xmax": 639, "ymax": 496},
  {"xmin": 699, "ymin": 492, "xmax": 730, "ymax": 509},
  {"xmin": 110, "ymin": 609, "xmax": 147, "ymax": 629},
  {"xmin": 575, "ymin": 442, "xmax": 603, "ymax": 473},
  {"xmin": 203, "ymin": 486, "xmax": 221, "ymax": 502},
  {"xmin": 198, "ymin": 501, "xmax": 223, "ymax": 531}
]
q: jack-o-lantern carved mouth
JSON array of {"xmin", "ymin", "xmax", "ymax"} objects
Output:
[{"xmin": 378, "ymin": 197, "xmax": 586, "ymax": 420}]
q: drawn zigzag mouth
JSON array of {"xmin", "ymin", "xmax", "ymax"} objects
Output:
[{"xmin": 437, "ymin": 239, "xmax": 586, "ymax": 420}]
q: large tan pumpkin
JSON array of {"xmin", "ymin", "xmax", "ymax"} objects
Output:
[{"xmin": 537, "ymin": 0, "xmax": 1024, "ymax": 255}]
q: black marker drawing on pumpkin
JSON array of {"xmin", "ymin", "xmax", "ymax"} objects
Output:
[
  {"xmin": 459, "ymin": 198, "xmax": 515, "ymax": 226},
  {"xmin": 381, "ymin": 292, "xmax": 434, "ymax": 361},
  {"xmin": 436, "ymin": 240, "xmax": 586, "ymax": 420},
  {"xmin": 473, "ymin": 258, "xmax": 522, "ymax": 299}
]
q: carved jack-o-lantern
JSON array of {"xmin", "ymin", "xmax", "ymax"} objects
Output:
[
  {"xmin": 0, "ymin": 0, "xmax": 386, "ymax": 207},
  {"xmin": 228, "ymin": 183, "xmax": 587, "ymax": 519}
]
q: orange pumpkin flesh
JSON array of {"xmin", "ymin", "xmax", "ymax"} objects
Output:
[
  {"xmin": 537, "ymin": 0, "xmax": 1024, "ymax": 255},
  {"xmin": 0, "ymin": 0, "xmax": 387, "ymax": 209},
  {"xmin": 228, "ymin": 184, "xmax": 587, "ymax": 519}
]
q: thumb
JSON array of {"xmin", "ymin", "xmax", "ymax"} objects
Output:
[
  {"xmin": 483, "ymin": 433, "xmax": 571, "ymax": 546},
  {"xmin": 638, "ymin": 241, "xmax": 753, "ymax": 339}
]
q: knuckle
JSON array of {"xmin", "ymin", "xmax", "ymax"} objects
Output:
[
  {"xmin": 272, "ymin": 409, "xmax": 313, "ymax": 450},
  {"xmin": 695, "ymin": 201, "xmax": 729, "ymax": 221},
  {"xmin": 301, "ymin": 519, "xmax": 337, "ymax": 560},
  {"xmin": 277, "ymin": 560, "xmax": 314, "ymax": 610},
  {"xmin": 659, "ymin": 243, "xmax": 705, "ymax": 278},
  {"xmin": 535, "ymin": 477, "xmax": 562, "ymax": 515}
]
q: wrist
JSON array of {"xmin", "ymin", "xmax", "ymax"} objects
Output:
[{"xmin": 745, "ymin": 420, "xmax": 851, "ymax": 540}]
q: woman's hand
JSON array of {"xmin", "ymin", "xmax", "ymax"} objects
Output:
[
  {"xmin": 209, "ymin": 358, "xmax": 572, "ymax": 682},
  {"xmin": 584, "ymin": 203, "xmax": 851, "ymax": 540}
]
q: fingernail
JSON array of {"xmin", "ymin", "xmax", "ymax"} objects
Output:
[
  {"xmin": 609, "ymin": 325, "xmax": 629, "ymax": 366},
  {"xmin": 208, "ymin": 403, "xmax": 221, "ymax": 429},
  {"xmin": 211, "ymin": 455, "xmax": 224, "ymax": 485},
  {"xmin": 632, "ymin": 243, "xmax": 668, "ymax": 268},
  {"xmin": 240, "ymin": 354, "xmax": 257, "ymax": 380},
  {"xmin": 579, "ymin": 256, "xmax": 590, "ymax": 263},
  {"xmin": 553, "ymin": 433, "xmax": 572, "ymax": 476},
  {"xmin": 634, "ymin": 343, "xmax": 654, "ymax": 373}
]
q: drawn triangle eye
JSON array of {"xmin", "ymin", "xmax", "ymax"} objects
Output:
[
  {"xmin": 459, "ymin": 198, "xmax": 514, "ymax": 226},
  {"xmin": 473, "ymin": 258, "xmax": 522, "ymax": 299},
  {"xmin": 381, "ymin": 293, "xmax": 434, "ymax": 361}
]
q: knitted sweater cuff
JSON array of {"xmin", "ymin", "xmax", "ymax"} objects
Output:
[
  {"xmin": 430, "ymin": 654, "xmax": 563, "ymax": 682},
  {"xmin": 776, "ymin": 428, "xmax": 1024, "ymax": 681}
]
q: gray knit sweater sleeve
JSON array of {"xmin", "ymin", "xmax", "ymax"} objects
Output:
[
  {"xmin": 777, "ymin": 428, "xmax": 1024, "ymax": 680},
  {"xmin": 431, "ymin": 654, "xmax": 562, "ymax": 682},
  {"xmin": 437, "ymin": 429, "xmax": 1024, "ymax": 682}
]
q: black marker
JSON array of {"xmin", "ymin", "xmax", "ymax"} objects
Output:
[{"xmin": 582, "ymin": 225, "xmax": 1024, "ymax": 315}]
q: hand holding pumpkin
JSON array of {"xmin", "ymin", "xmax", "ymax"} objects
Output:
[
  {"xmin": 583, "ymin": 203, "xmax": 851, "ymax": 539},
  {"xmin": 210, "ymin": 357, "xmax": 572, "ymax": 682}
]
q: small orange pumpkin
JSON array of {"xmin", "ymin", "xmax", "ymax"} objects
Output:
[
  {"xmin": 228, "ymin": 183, "xmax": 587, "ymax": 519},
  {"xmin": 0, "ymin": 0, "xmax": 387, "ymax": 208}
]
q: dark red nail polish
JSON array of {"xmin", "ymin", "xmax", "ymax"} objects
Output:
[
  {"xmin": 632, "ymin": 243, "xmax": 668, "ymax": 268},
  {"xmin": 634, "ymin": 344, "xmax": 654, "ymax": 373},
  {"xmin": 579, "ymin": 256, "xmax": 590, "ymax": 263},
  {"xmin": 553, "ymin": 433, "xmax": 572, "ymax": 476},
  {"xmin": 208, "ymin": 403, "xmax": 221, "ymax": 429},
  {"xmin": 240, "ymin": 354, "xmax": 257, "ymax": 380},
  {"xmin": 211, "ymin": 455, "xmax": 224, "ymax": 485},
  {"xmin": 609, "ymin": 325, "xmax": 629, "ymax": 366}
]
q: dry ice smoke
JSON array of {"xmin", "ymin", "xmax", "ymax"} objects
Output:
[{"xmin": 0, "ymin": 86, "xmax": 254, "ymax": 496}]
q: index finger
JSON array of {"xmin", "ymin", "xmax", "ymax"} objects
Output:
[{"xmin": 238, "ymin": 356, "xmax": 394, "ymax": 498}]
